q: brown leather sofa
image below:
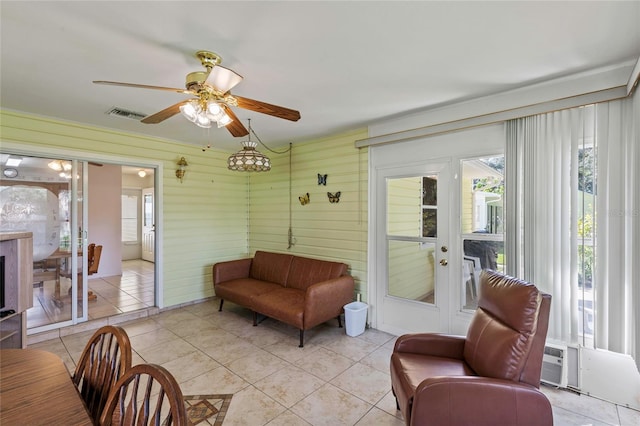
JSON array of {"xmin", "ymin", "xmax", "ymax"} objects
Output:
[
  {"xmin": 390, "ymin": 270, "xmax": 553, "ymax": 426},
  {"xmin": 213, "ymin": 251, "xmax": 355, "ymax": 347}
]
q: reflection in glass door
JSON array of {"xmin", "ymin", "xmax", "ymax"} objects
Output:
[{"xmin": 0, "ymin": 155, "xmax": 87, "ymax": 332}]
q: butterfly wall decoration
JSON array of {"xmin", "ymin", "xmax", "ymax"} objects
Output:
[
  {"xmin": 317, "ymin": 173, "xmax": 327, "ymax": 186},
  {"xmin": 327, "ymin": 192, "xmax": 341, "ymax": 203},
  {"xmin": 299, "ymin": 193, "xmax": 310, "ymax": 205}
]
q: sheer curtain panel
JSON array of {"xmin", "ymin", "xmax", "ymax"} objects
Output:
[
  {"xmin": 594, "ymin": 98, "xmax": 639, "ymax": 369},
  {"xmin": 506, "ymin": 97, "xmax": 639, "ymax": 370},
  {"xmin": 505, "ymin": 109, "xmax": 584, "ymax": 346}
]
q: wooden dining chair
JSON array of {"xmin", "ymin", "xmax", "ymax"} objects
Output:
[
  {"xmin": 72, "ymin": 325, "xmax": 132, "ymax": 424},
  {"xmin": 98, "ymin": 363, "xmax": 188, "ymax": 426},
  {"xmin": 61, "ymin": 242, "xmax": 102, "ymax": 301}
]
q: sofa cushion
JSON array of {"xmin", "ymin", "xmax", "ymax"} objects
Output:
[
  {"xmin": 286, "ymin": 256, "xmax": 348, "ymax": 291},
  {"xmin": 249, "ymin": 251, "xmax": 294, "ymax": 286},
  {"xmin": 463, "ymin": 271, "xmax": 542, "ymax": 381},
  {"xmin": 251, "ymin": 288, "xmax": 305, "ymax": 329},
  {"xmin": 215, "ymin": 278, "xmax": 283, "ymax": 308}
]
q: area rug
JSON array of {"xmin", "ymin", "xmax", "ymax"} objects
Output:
[{"xmin": 183, "ymin": 394, "xmax": 233, "ymax": 426}]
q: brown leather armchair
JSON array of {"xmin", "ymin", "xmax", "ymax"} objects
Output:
[{"xmin": 390, "ymin": 270, "xmax": 553, "ymax": 426}]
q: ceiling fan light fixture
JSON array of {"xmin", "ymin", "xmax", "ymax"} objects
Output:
[
  {"xmin": 179, "ymin": 100, "xmax": 199, "ymax": 122},
  {"xmin": 48, "ymin": 160, "xmax": 63, "ymax": 171},
  {"xmin": 216, "ymin": 113, "xmax": 232, "ymax": 127},
  {"xmin": 94, "ymin": 49, "xmax": 300, "ymax": 137},
  {"xmin": 48, "ymin": 159, "xmax": 72, "ymax": 172},
  {"xmin": 207, "ymin": 101, "xmax": 223, "ymax": 116},
  {"xmin": 195, "ymin": 113, "xmax": 212, "ymax": 128}
]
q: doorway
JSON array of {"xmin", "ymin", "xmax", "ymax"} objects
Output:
[{"xmin": 369, "ymin": 124, "xmax": 505, "ymax": 336}]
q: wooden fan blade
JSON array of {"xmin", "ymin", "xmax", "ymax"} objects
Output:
[
  {"xmin": 234, "ymin": 96, "xmax": 301, "ymax": 122},
  {"xmin": 222, "ymin": 105, "xmax": 249, "ymax": 137},
  {"xmin": 93, "ymin": 80, "xmax": 191, "ymax": 94},
  {"xmin": 205, "ymin": 66, "xmax": 243, "ymax": 93},
  {"xmin": 141, "ymin": 100, "xmax": 191, "ymax": 124}
]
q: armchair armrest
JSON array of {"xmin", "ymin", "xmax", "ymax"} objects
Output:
[
  {"xmin": 212, "ymin": 258, "xmax": 252, "ymax": 285},
  {"xmin": 394, "ymin": 333, "xmax": 466, "ymax": 359},
  {"xmin": 412, "ymin": 376, "xmax": 552, "ymax": 426},
  {"xmin": 304, "ymin": 275, "xmax": 355, "ymax": 329}
]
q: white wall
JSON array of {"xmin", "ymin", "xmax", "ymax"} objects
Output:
[{"xmin": 87, "ymin": 163, "xmax": 122, "ymax": 277}]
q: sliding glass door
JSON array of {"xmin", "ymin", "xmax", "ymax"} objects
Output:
[{"xmin": 0, "ymin": 155, "xmax": 88, "ymax": 331}]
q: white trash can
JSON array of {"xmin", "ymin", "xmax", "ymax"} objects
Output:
[{"xmin": 344, "ymin": 301, "xmax": 368, "ymax": 337}]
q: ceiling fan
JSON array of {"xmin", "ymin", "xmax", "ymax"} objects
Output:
[{"xmin": 93, "ymin": 50, "xmax": 301, "ymax": 137}]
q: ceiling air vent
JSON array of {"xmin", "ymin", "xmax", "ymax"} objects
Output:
[{"xmin": 106, "ymin": 107, "xmax": 147, "ymax": 121}]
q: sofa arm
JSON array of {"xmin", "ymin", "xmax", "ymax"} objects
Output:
[
  {"xmin": 394, "ymin": 333, "xmax": 466, "ymax": 359},
  {"xmin": 412, "ymin": 376, "xmax": 552, "ymax": 426},
  {"xmin": 304, "ymin": 275, "xmax": 355, "ymax": 329},
  {"xmin": 212, "ymin": 258, "xmax": 252, "ymax": 286}
]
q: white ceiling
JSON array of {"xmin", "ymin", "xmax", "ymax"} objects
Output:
[{"xmin": 1, "ymin": 1, "xmax": 639, "ymax": 151}]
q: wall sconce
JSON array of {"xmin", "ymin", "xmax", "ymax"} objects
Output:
[{"xmin": 176, "ymin": 157, "xmax": 188, "ymax": 183}]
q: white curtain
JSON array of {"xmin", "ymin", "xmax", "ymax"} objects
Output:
[
  {"xmin": 505, "ymin": 108, "xmax": 585, "ymax": 346},
  {"xmin": 594, "ymin": 97, "xmax": 639, "ymax": 369},
  {"xmin": 505, "ymin": 96, "xmax": 639, "ymax": 369}
]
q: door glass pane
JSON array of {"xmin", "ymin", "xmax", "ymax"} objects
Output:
[
  {"xmin": 143, "ymin": 194, "xmax": 153, "ymax": 227},
  {"xmin": 422, "ymin": 176, "xmax": 437, "ymax": 237},
  {"xmin": 388, "ymin": 240, "xmax": 436, "ymax": 304},
  {"xmin": 387, "ymin": 175, "xmax": 438, "ymax": 305},
  {"xmin": 74, "ymin": 161, "xmax": 86, "ymax": 319},
  {"xmin": 0, "ymin": 156, "xmax": 83, "ymax": 327},
  {"xmin": 460, "ymin": 156, "xmax": 505, "ymax": 310},
  {"xmin": 387, "ymin": 177, "xmax": 422, "ymax": 238}
]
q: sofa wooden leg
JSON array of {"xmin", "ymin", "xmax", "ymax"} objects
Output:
[
  {"xmin": 218, "ymin": 299, "xmax": 224, "ymax": 312},
  {"xmin": 253, "ymin": 311, "xmax": 258, "ymax": 326},
  {"xmin": 299, "ymin": 330, "xmax": 304, "ymax": 348},
  {"xmin": 337, "ymin": 315, "xmax": 343, "ymax": 328}
]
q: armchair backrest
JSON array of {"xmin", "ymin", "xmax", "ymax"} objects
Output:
[{"xmin": 463, "ymin": 270, "xmax": 551, "ymax": 388}]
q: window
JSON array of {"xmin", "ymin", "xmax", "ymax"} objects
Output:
[
  {"xmin": 578, "ymin": 135, "xmax": 595, "ymax": 339},
  {"xmin": 121, "ymin": 194, "xmax": 138, "ymax": 243}
]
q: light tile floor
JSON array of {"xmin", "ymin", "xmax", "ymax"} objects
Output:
[
  {"xmin": 27, "ymin": 259, "xmax": 154, "ymax": 329},
  {"xmin": 28, "ymin": 299, "xmax": 639, "ymax": 426}
]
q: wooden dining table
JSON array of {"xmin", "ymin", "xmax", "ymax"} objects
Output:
[{"xmin": 0, "ymin": 349, "xmax": 93, "ymax": 425}]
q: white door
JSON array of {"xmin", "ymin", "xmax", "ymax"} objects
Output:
[
  {"xmin": 375, "ymin": 162, "xmax": 451, "ymax": 335},
  {"xmin": 141, "ymin": 187, "xmax": 154, "ymax": 262},
  {"xmin": 369, "ymin": 124, "xmax": 506, "ymax": 336}
]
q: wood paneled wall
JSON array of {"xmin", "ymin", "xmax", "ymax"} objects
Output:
[{"xmin": 247, "ymin": 129, "xmax": 369, "ymax": 301}]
